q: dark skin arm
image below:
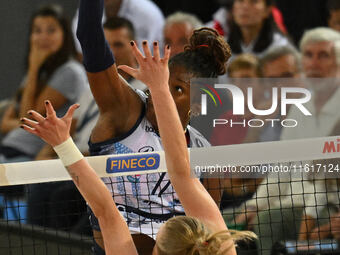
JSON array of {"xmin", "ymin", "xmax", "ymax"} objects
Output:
[{"xmin": 86, "ymin": 63, "xmax": 143, "ymax": 143}]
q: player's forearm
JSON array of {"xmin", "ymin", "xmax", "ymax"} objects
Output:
[
  {"xmin": 66, "ymin": 159, "xmax": 115, "ymax": 218},
  {"xmin": 150, "ymin": 86, "xmax": 190, "ymax": 176},
  {"xmin": 53, "ymin": 138, "xmax": 115, "ymax": 218},
  {"xmin": 76, "ymin": 0, "xmax": 114, "ymax": 73}
]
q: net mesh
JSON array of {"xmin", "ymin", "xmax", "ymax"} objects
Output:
[{"xmin": 0, "ymin": 137, "xmax": 340, "ymax": 254}]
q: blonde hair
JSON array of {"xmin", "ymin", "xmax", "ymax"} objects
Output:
[
  {"xmin": 227, "ymin": 53, "xmax": 261, "ymax": 77},
  {"xmin": 156, "ymin": 216, "xmax": 256, "ymax": 255}
]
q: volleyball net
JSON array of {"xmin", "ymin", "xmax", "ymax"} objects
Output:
[{"xmin": 0, "ymin": 136, "xmax": 340, "ymax": 254}]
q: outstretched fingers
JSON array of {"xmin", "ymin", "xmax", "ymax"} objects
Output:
[
  {"xmin": 142, "ymin": 41, "xmax": 152, "ymax": 59},
  {"xmin": 153, "ymin": 41, "xmax": 160, "ymax": 61},
  {"xmin": 27, "ymin": 110, "xmax": 44, "ymax": 123},
  {"xmin": 45, "ymin": 100, "xmax": 56, "ymax": 119},
  {"xmin": 130, "ymin": 41, "xmax": 145, "ymax": 64},
  {"xmin": 163, "ymin": 45, "xmax": 171, "ymax": 64},
  {"xmin": 21, "ymin": 124, "xmax": 38, "ymax": 136},
  {"xmin": 21, "ymin": 117, "xmax": 38, "ymax": 129}
]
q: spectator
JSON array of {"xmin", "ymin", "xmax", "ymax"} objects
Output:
[
  {"xmin": 103, "ymin": 17, "xmax": 146, "ymax": 91},
  {"xmin": 237, "ymin": 28, "xmax": 340, "ymax": 255},
  {"xmin": 0, "ymin": 4, "xmax": 87, "ymax": 164},
  {"xmin": 207, "ymin": 0, "xmax": 286, "ymax": 39},
  {"xmin": 281, "ymin": 27, "xmax": 340, "ymax": 140},
  {"xmin": 327, "ymin": 0, "xmax": 340, "ymax": 32},
  {"xmin": 228, "ymin": 0, "xmax": 291, "ymax": 57},
  {"xmin": 299, "ymin": 170, "xmax": 340, "ymax": 241},
  {"xmin": 207, "ymin": 54, "xmax": 262, "ymax": 221},
  {"xmin": 219, "ymin": 47, "xmax": 302, "ymax": 227},
  {"xmin": 72, "ymin": 0, "xmax": 165, "ymax": 54},
  {"xmin": 260, "ymin": 46, "xmax": 301, "ymax": 78},
  {"xmin": 249, "ymin": 46, "xmax": 301, "ymax": 143},
  {"xmin": 210, "ymin": 54, "xmax": 262, "ymax": 146},
  {"xmin": 164, "ymin": 12, "xmax": 203, "ymax": 57},
  {"xmin": 292, "ymin": 28, "xmax": 340, "ymax": 242}
]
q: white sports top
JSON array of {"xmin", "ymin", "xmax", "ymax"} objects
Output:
[{"xmin": 88, "ymin": 90, "xmax": 210, "ymax": 236}]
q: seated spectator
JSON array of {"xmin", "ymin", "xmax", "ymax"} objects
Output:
[
  {"xmin": 281, "ymin": 27, "xmax": 340, "ymax": 140},
  {"xmin": 207, "ymin": 54, "xmax": 263, "ymax": 224},
  {"xmin": 243, "ymin": 45, "xmax": 301, "ymax": 143},
  {"xmin": 0, "ymin": 4, "xmax": 87, "ymax": 164},
  {"xmin": 217, "ymin": 47, "xmax": 301, "ymax": 226},
  {"xmin": 210, "ymin": 53, "xmax": 261, "ymax": 146},
  {"xmin": 103, "ymin": 17, "xmax": 146, "ymax": 91},
  {"xmin": 296, "ymin": 27, "xmax": 340, "ymax": 242},
  {"xmin": 228, "ymin": 0, "xmax": 291, "ymax": 57},
  {"xmin": 72, "ymin": 0, "xmax": 165, "ymax": 54},
  {"xmin": 207, "ymin": 0, "xmax": 287, "ymax": 37},
  {"xmin": 235, "ymin": 27, "xmax": 340, "ymax": 255},
  {"xmin": 299, "ymin": 166, "xmax": 340, "ymax": 241},
  {"xmin": 327, "ymin": 0, "xmax": 340, "ymax": 32},
  {"xmin": 163, "ymin": 12, "xmax": 203, "ymax": 57}
]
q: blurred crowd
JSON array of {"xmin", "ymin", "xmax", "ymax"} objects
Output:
[{"xmin": 0, "ymin": 0, "xmax": 339, "ymax": 254}]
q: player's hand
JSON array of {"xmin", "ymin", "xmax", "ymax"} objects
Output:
[
  {"xmin": 117, "ymin": 41, "xmax": 170, "ymax": 92},
  {"xmin": 20, "ymin": 100, "xmax": 79, "ymax": 147}
]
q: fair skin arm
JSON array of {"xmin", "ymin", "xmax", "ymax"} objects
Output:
[
  {"xmin": 0, "ymin": 103, "xmax": 20, "ymax": 134},
  {"xmin": 19, "ymin": 44, "xmax": 68, "ymax": 118},
  {"xmin": 21, "ymin": 102, "xmax": 138, "ymax": 255},
  {"xmin": 299, "ymin": 213, "xmax": 340, "ymax": 240},
  {"xmin": 119, "ymin": 42, "xmax": 236, "ymax": 254}
]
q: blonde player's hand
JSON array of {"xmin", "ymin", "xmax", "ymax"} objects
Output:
[
  {"xmin": 20, "ymin": 100, "xmax": 79, "ymax": 147},
  {"xmin": 117, "ymin": 41, "xmax": 171, "ymax": 92}
]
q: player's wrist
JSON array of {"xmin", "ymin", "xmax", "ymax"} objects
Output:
[
  {"xmin": 53, "ymin": 137, "xmax": 84, "ymax": 166},
  {"xmin": 149, "ymin": 84, "xmax": 171, "ymax": 96}
]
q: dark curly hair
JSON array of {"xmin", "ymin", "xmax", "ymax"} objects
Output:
[{"xmin": 169, "ymin": 27, "xmax": 232, "ymax": 78}]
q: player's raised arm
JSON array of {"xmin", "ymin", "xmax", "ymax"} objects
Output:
[
  {"xmin": 21, "ymin": 101, "xmax": 137, "ymax": 255},
  {"xmin": 119, "ymin": 42, "xmax": 237, "ymax": 254},
  {"xmin": 76, "ymin": 0, "xmax": 142, "ymax": 141}
]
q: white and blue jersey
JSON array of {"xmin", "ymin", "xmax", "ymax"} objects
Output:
[{"xmin": 88, "ymin": 90, "xmax": 210, "ymax": 237}]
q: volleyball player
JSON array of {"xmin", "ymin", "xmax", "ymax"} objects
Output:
[
  {"xmin": 21, "ymin": 37, "xmax": 254, "ymax": 255},
  {"xmin": 73, "ymin": 0, "xmax": 232, "ymax": 253}
]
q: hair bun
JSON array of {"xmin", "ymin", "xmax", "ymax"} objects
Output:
[{"xmin": 184, "ymin": 27, "xmax": 231, "ymax": 75}]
